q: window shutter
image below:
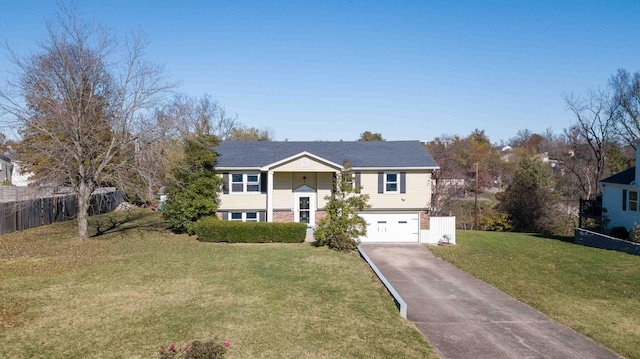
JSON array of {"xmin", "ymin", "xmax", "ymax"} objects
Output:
[
  {"xmin": 259, "ymin": 211, "xmax": 266, "ymax": 222},
  {"xmin": 332, "ymin": 173, "xmax": 337, "ymax": 195},
  {"xmin": 222, "ymin": 173, "xmax": 229, "ymax": 194},
  {"xmin": 261, "ymin": 172, "xmax": 268, "ymax": 193},
  {"xmin": 400, "ymin": 172, "xmax": 406, "ymax": 194},
  {"xmin": 378, "ymin": 172, "xmax": 384, "ymax": 193},
  {"xmin": 222, "ymin": 211, "xmax": 228, "ymax": 220},
  {"xmin": 623, "ymin": 189, "xmax": 627, "ymax": 211},
  {"xmin": 355, "ymin": 172, "xmax": 361, "ymax": 193}
]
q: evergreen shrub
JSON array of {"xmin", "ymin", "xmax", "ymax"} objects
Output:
[{"xmin": 194, "ymin": 217, "xmax": 306, "ymax": 243}]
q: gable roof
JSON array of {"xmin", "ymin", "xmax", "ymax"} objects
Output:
[
  {"xmin": 215, "ymin": 140, "xmax": 439, "ymax": 169},
  {"xmin": 600, "ymin": 167, "xmax": 635, "ymax": 185}
]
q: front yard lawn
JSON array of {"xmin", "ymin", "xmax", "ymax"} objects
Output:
[
  {"xmin": 0, "ymin": 210, "xmax": 436, "ymax": 358},
  {"xmin": 431, "ymin": 231, "xmax": 640, "ymax": 359}
]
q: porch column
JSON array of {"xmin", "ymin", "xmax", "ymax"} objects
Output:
[{"xmin": 267, "ymin": 170, "xmax": 274, "ymax": 222}]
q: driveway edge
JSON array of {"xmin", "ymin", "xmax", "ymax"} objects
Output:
[{"xmin": 357, "ymin": 245, "xmax": 407, "ymax": 318}]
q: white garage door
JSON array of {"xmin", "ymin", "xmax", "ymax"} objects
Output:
[{"xmin": 359, "ymin": 212, "xmax": 419, "ymax": 243}]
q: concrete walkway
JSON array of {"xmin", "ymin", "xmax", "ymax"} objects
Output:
[{"xmin": 360, "ymin": 244, "xmax": 620, "ymax": 359}]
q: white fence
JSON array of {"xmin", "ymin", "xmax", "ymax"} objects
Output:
[{"xmin": 422, "ymin": 216, "xmax": 456, "ymax": 244}]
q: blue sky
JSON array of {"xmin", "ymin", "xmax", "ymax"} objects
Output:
[{"xmin": 1, "ymin": 1, "xmax": 640, "ymax": 143}]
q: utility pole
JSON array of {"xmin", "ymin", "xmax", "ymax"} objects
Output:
[{"xmin": 474, "ymin": 162, "xmax": 478, "ymax": 230}]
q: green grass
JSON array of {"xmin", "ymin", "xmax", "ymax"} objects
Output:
[
  {"xmin": 0, "ymin": 210, "xmax": 436, "ymax": 358},
  {"xmin": 431, "ymin": 231, "xmax": 640, "ymax": 359}
]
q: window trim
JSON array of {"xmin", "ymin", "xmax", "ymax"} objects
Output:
[
  {"xmin": 230, "ymin": 212, "xmax": 243, "ymax": 221},
  {"xmin": 229, "ymin": 211, "xmax": 259, "ymax": 222},
  {"xmin": 630, "ymin": 191, "xmax": 638, "ymax": 211},
  {"xmin": 245, "ymin": 212, "xmax": 258, "ymax": 222},
  {"xmin": 384, "ymin": 172, "xmax": 400, "ymax": 194},
  {"xmin": 229, "ymin": 172, "xmax": 261, "ymax": 194}
]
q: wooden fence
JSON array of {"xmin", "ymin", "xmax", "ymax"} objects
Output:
[{"xmin": 0, "ymin": 190, "xmax": 123, "ymax": 235}]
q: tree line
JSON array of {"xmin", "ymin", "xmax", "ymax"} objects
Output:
[{"xmin": 426, "ymin": 68, "xmax": 640, "ymax": 235}]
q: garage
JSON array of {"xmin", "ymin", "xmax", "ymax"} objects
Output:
[{"xmin": 358, "ymin": 212, "xmax": 420, "ymax": 243}]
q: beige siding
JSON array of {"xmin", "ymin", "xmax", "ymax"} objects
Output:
[
  {"xmin": 359, "ymin": 171, "xmax": 432, "ymax": 209},
  {"xmin": 273, "ymin": 172, "xmax": 292, "ymax": 210},
  {"xmin": 219, "ymin": 193, "xmax": 267, "ymax": 210},
  {"xmin": 217, "ymin": 169, "xmax": 433, "ymax": 212},
  {"xmin": 292, "ymin": 172, "xmax": 317, "ymax": 190},
  {"xmin": 317, "ymin": 172, "xmax": 333, "ymax": 208},
  {"xmin": 272, "ymin": 155, "xmax": 339, "ymax": 172}
]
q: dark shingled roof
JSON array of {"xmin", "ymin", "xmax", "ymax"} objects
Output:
[
  {"xmin": 215, "ymin": 140, "xmax": 439, "ymax": 169},
  {"xmin": 600, "ymin": 167, "xmax": 635, "ymax": 185}
]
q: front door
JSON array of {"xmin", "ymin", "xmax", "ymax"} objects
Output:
[
  {"xmin": 299, "ymin": 196, "xmax": 311, "ymax": 224},
  {"xmin": 294, "ymin": 187, "xmax": 316, "ymax": 226}
]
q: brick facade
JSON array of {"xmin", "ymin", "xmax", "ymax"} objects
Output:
[
  {"xmin": 215, "ymin": 212, "xmax": 223, "ymax": 220},
  {"xmin": 420, "ymin": 210, "xmax": 430, "ymax": 230},
  {"xmin": 273, "ymin": 210, "xmax": 294, "ymax": 222},
  {"xmin": 315, "ymin": 210, "xmax": 326, "ymax": 223}
]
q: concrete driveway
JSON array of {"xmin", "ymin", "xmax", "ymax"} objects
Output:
[{"xmin": 359, "ymin": 244, "xmax": 620, "ymax": 359}]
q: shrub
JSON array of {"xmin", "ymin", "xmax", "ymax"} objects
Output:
[
  {"xmin": 477, "ymin": 208, "xmax": 512, "ymax": 231},
  {"xmin": 194, "ymin": 217, "xmax": 306, "ymax": 243},
  {"xmin": 628, "ymin": 224, "xmax": 640, "ymax": 243},
  {"xmin": 608, "ymin": 226, "xmax": 629, "ymax": 240}
]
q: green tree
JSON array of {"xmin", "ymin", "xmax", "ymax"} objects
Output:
[
  {"xmin": 314, "ymin": 161, "xmax": 371, "ymax": 250},
  {"xmin": 497, "ymin": 157, "xmax": 557, "ymax": 233},
  {"xmin": 357, "ymin": 131, "xmax": 385, "ymax": 141},
  {"xmin": 162, "ymin": 134, "xmax": 222, "ymax": 234}
]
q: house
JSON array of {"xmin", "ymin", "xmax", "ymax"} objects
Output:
[
  {"xmin": 600, "ymin": 142, "xmax": 640, "ymax": 231},
  {"xmin": 0, "ymin": 154, "xmax": 13, "ymax": 184},
  {"xmin": 214, "ymin": 140, "xmax": 440, "ymax": 243},
  {"xmin": 2, "ymin": 147, "xmax": 32, "ymax": 186}
]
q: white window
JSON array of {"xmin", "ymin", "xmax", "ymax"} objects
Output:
[
  {"xmin": 230, "ymin": 212, "xmax": 243, "ymax": 221},
  {"xmin": 384, "ymin": 172, "xmax": 399, "ymax": 193},
  {"xmin": 229, "ymin": 212, "xmax": 259, "ymax": 222},
  {"xmin": 230, "ymin": 173, "xmax": 261, "ymax": 193},
  {"xmin": 245, "ymin": 212, "xmax": 258, "ymax": 222}
]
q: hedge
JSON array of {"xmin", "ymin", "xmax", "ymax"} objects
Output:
[{"xmin": 194, "ymin": 216, "xmax": 307, "ymax": 243}]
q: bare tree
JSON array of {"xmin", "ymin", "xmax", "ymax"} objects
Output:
[
  {"xmin": 563, "ymin": 90, "xmax": 618, "ymax": 199},
  {"xmin": 161, "ymin": 94, "xmax": 239, "ymax": 140},
  {"xmin": 0, "ymin": 5, "xmax": 172, "ymax": 238},
  {"xmin": 128, "ymin": 93, "xmax": 254, "ymax": 204},
  {"xmin": 610, "ymin": 69, "xmax": 640, "ymax": 148}
]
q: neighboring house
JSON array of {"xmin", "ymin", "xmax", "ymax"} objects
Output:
[
  {"xmin": 600, "ymin": 144, "xmax": 640, "ymax": 231},
  {"xmin": 215, "ymin": 140, "xmax": 440, "ymax": 243},
  {"xmin": 0, "ymin": 154, "xmax": 13, "ymax": 184},
  {"xmin": 3, "ymin": 147, "xmax": 32, "ymax": 186},
  {"xmin": 600, "ymin": 167, "xmax": 637, "ymax": 231}
]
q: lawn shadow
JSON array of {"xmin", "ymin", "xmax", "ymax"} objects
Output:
[
  {"xmin": 532, "ymin": 233, "xmax": 575, "ymax": 243},
  {"xmin": 90, "ymin": 210, "xmax": 170, "ymax": 238}
]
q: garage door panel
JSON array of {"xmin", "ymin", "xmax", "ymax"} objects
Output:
[{"xmin": 359, "ymin": 213, "xmax": 419, "ymax": 243}]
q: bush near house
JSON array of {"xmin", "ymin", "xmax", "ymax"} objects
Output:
[
  {"xmin": 609, "ymin": 226, "xmax": 629, "ymax": 240},
  {"xmin": 194, "ymin": 217, "xmax": 307, "ymax": 243}
]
